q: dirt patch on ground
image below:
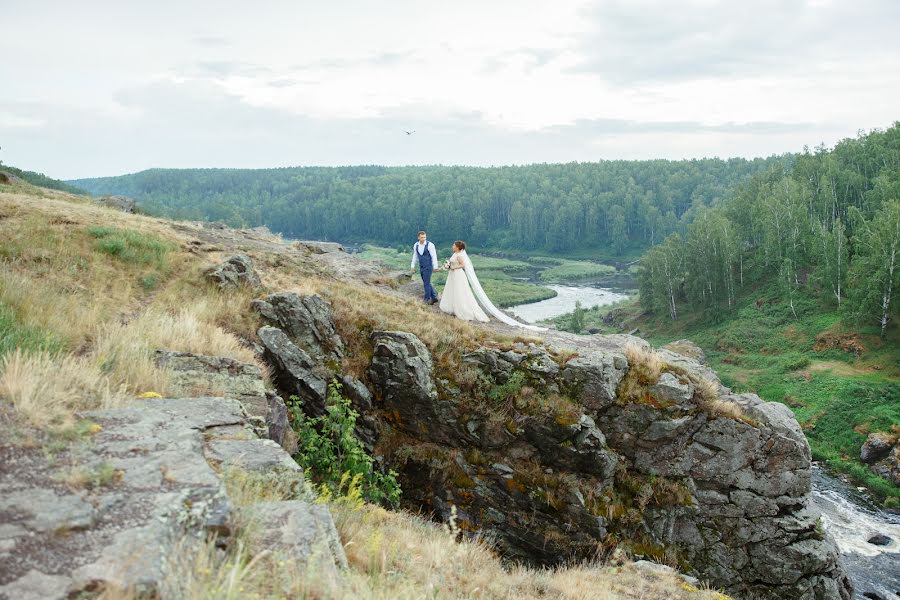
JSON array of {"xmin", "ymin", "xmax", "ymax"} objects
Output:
[
  {"xmin": 805, "ymin": 360, "xmax": 876, "ymax": 377},
  {"xmin": 813, "ymin": 330, "xmax": 866, "ymax": 356}
]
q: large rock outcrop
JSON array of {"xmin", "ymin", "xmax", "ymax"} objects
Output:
[
  {"xmin": 155, "ymin": 349, "xmax": 296, "ymax": 453},
  {"xmin": 248, "ymin": 289, "xmax": 851, "ymax": 599},
  {"xmin": 361, "ymin": 332, "xmax": 851, "ymax": 599},
  {"xmin": 0, "ymin": 397, "xmax": 345, "ymax": 599},
  {"xmin": 253, "ymin": 292, "xmax": 343, "ymax": 362}
]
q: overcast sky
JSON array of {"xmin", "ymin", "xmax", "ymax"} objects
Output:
[{"xmin": 1, "ymin": 0, "xmax": 898, "ymax": 179}]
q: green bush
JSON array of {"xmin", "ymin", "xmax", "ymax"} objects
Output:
[
  {"xmin": 488, "ymin": 371, "xmax": 527, "ymax": 404},
  {"xmin": 288, "ymin": 381, "xmax": 400, "ymax": 507}
]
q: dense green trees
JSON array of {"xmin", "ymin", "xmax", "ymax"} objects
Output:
[
  {"xmin": 639, "ymin": 123, "xmax": 900, "ymax": 335},
  {"xmin": 71, "ymin": 158, "xmax": 779, "ymax": 255}
]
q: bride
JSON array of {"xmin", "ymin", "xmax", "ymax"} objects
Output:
[{"xmin": 439, "ymin": 240, "xmax": 544, "ymax": 331}]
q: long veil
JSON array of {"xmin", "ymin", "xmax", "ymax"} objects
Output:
[{"xmin": 459, "ymin": 250, "xmax": 547, "ymax": 332}]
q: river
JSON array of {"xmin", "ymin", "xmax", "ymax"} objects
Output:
[
  {"xmin": 509, "ymin": 282, "xmax": 900, "ymax": 599},
  {"xmin": 507, "ymin": 283, "xmax": 631, "ymax": 323}
]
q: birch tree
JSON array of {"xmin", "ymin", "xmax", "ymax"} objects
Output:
[{"xmin": 847, "ymin": 200, "xmax": 900, "ymax": 337}]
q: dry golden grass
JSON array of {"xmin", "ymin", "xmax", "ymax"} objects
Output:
[
  {"xmin": 0, "ymin": 350, "xmax": 129, "ymax": 427},
  {"xmin": 0, "ymin": 188, "xmax": 263, "ymax": 427},
  {"xmin": 321, "ymin": 280, "xmax": 497, "ymax": 378},
  {"xmin": 624, "ymin": 343, "xmax": 664, "ymax": 385},
  {"xmin": 103, "ymin": 466, "xmax": 728, "ymax": 600}
]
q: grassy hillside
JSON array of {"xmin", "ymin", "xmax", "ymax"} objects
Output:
[
  {"xmin": 553, "ymin": 286, "xmax": 900, "ymax": 506},
  {"xmin": 0, "ymin": 163, "xmax": 87, "ymax": 195},
  {"xmin": 0, "ymin": 181, "xmax": 724, "ymax": 599}
]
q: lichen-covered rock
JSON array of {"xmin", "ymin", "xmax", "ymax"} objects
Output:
[
  {"xmin": 265, "ymin": 391, "xmax": 298, "ymax": 455},
  {"xmin": 205, "ymin": 254, "xmax": 261, "ymax": 289},
  {"xmin": 257, "ymin": 326, "xmax": 328, "ymax": 418},
  {"xmin": 253, "ymin": 293, "xmax": 343, "ymax": 361},
  {"xmin": 462, "ymin": 347, "xmax": 524, "ymax": 384},
  {"xmin": 292, "ymin": 240, "xmax": 345, "ymax": 254},
  {"xmin": 384, "ymin": 331, "xmax": 851, "ymax": 600},
  {"xmin": 96, "ymin": 195, "xmax": 136, "ymax": 213},
  {"xmin": 0, "ymin": 397, "xmax": 346, "ymax": 599},
  {"xmin": 155, "ymin": 350, "xmax": 293, "ymax": 452},
  {"xmin": 662, "ymin": 339, "xmax": 706, "ymax": 364},
  {"xmin": 560, "ymin": 350, "xmax": 627, "ymax": 412},
  {"xmin": 340, "ymin": 375, "xmax": 379, "ymax": 452},
  {"xmin": 367, "ymin": 331, "xmax": 462, "ymax": 445},
  {"xmin": 242, "ymin": 501, "xmax": 347, "ymax": 572}
]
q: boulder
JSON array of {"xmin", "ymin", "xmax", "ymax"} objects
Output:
[
  {"xmin": 292, "ymin": 240, "xmax": 345, "ymax": 254},
  {"xmin": 860, "ymin": 432, "xmax": 896, "ymax": 464},
  {"xmin": 205, "ymin": 254, "xmax": 261, "ymax": 290},
  {"xmin": 649, "ymin": 372, "xmax": 694, "ymax": 406},
  {"xmin": 560, "ymin": 350, "xmax": 627, "ymax": 412},
  {"xmin": 462, "ymin": 347, "xmax": 524, "ymax": 384},
  {"xmin": 257, "ymin": 326, "xmax": 328, "ymax": 418},
  {"xmin": 96, "ymin": 195, "xmax": 136, "ymax": 213},
  {"xmin": 867, "ymin": 534, "xmax": 892, "ymax": 546},
  {"xmin": 340, "ymin": 375, "xmax": 379, "ymax": 452},
  {"xmin": 870, "ymin": 444, "xmax": 900, "ymax": 487},
  {"xmin": 265, "ymin": 391, "xmax": 298, "ymax": 455},
  {"xmin": 252, "ymin": 293, "xmax": 344, "ymax": 361}
]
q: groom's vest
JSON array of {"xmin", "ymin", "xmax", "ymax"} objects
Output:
[{"xmin": 417, "ymin": 242, "xmax": 433, "ymax": 268}]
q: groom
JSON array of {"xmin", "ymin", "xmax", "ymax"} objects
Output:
[{"xmin": 410, "ymin": 230, "xmax": 439, "ymax": 304}]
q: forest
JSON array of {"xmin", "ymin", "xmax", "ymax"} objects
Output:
[
  {"xmin": 638, "ymin": 123, "xmax": 900, "ymax": 336},
  {"xmin": 70, "ymin": 157, "xmax": 782, "ymax": 255}
]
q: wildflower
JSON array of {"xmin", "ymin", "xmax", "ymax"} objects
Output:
[{"xmin": 137, "ymin": 391, "xmax": 162, "ymax": 398}]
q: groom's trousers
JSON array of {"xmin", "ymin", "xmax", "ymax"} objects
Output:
[{"xmin": 420, "ymin": 262, "xmax": 438, "ymax": 303}]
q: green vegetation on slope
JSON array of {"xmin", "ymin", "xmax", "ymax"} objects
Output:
[
  {"xmin": 0, "ymin": 163, "xmax": 87, "ymax": 195},
  {"xmin": 70, "ymin": 157, "xmax": 782, "ymax": 255},
  {"xmin": 639, "ymin": 123, "xmax": 900, "ymax": 337}
]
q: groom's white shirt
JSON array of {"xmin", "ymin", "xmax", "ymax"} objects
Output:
[{"xmin": 411, "ymin": 240, "xmax": 438, "ymax": 270}]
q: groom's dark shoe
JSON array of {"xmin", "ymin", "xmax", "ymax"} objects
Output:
[{"xmin": 430, "ymin": 298, "xmax": 439, "ymax": 305}]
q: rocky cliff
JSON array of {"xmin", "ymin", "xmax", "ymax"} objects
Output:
[{"xmin": 255, "ymin": 284, "xmax": 852, "ymax": 600}]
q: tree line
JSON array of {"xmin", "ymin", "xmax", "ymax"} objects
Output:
[
  {"xmin": 70, "ymin": 158, "xmax": 781, "ymax": 254},
  {"xmin": 638, "ymin": 123, "xmax": 900, "ymax": 336}
]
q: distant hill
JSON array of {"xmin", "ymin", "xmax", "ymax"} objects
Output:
[
  {"xmin": 0, "ymin": 163, "xmax": 87, "ymax": 195},
  {"xmin": 69, "ymin": 157, "xmax": 785, "ymax": 256}
]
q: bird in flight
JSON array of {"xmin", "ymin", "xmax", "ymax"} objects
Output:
[{"xmin": 404, "ymin": 130, "xmax": 415, "ymax": 135}]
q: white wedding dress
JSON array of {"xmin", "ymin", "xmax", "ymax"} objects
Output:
[
  {"xmin": 439, "ymin": 250, "xmax": 546, "ymax": 331},
  {"xmin": 440, "ymin": 252, "xmax": 489, "ymax": 322}
]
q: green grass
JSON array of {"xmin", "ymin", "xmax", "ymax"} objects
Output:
[
  {"xmin": 87, "ymin": 226, "xmax": 174, "ymax": 269},
  {"xmin": 538, "ymin": 260, "xmax": 616, "ymax": 282},
  {"xmin": 0, "ymin": 302, "xmax": 63, "ymax": 356}
]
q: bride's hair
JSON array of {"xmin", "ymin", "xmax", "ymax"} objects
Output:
[{"xmin": 454, "ymin": 240, "xmax": 466, "ymax": 251}]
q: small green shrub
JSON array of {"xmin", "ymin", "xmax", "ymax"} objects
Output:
[
  {"xmin": 488, "ymin": 371, "xmax": 527, "ymax": 404},
  {"xmin": 140, "ymin": 274, "xmax": 159, "ymax": 290},
  {"xmin": 288, "ymin": 381, "xmax": 401, "ymax": 507}
]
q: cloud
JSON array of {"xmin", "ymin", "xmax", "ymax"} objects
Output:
[
  {"xmin": 192, "ymin": 35, "xmax": 230, "ymax": 46},
  {"xmin": 571, "ymin": 0, "xmax": 900, "ymax": 84},
  {"xmin": 0, "ymin": 79, "xmax": 850, "ymax": 179}
]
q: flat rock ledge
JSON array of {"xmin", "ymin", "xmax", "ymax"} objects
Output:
[{"xmin": 0, "ymin": 397, "xmax": 345, "ymax": 600}]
